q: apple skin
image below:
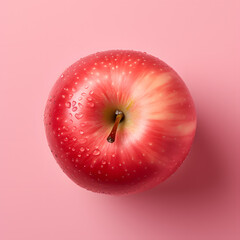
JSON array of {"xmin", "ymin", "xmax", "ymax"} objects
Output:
[{"xmin": 44, "ymin": 50, "xmax": 197, "ymax": 195}]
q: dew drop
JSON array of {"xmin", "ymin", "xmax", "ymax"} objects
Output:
[
  {"xmin": 78, "ymin": 97, "xmax": 82, "ymax": 101},
  {"xmin": 75, "ymin": 113, "xmax": 83, "ymax": 120},
  {"xmin": 80, "ymin": 130, "xmax": 84, "ymax": 134},
  {"xmin": 87, "ymin": 102, "xmax": 94, "ymax": 108},
  {"xmin": 64, "ymin": 137, "xmax": 68, "ymax": 142},
  {"xmin": 65, "ymin": 102, "xmax": 71, "ymax": 108},
  {"xmin": 87, "ymin": 97, "xmax": 92, "ymax": 101},
  {"xmin": 72, "ymin": 107, "xmax": 77, "ymax": 112},
  {"xmin": 80, "ymin": 147, "xmax": 85, "ymax": 152},
  {"xmin": 93, "ymin": 149, "xmax": 101, "ymax": 156},
  {"xmin": 79, "ymin": 138, "xmax": 87, "ymax": 144},
  {"xmin": 72, "ymin": 101, "xmax": 76, "ymax": 106},
  {"xmin": 89, "ymin": 90, "xmax": 94, "ymax": 95},
  {"xmin": 62, "ymin": 95, "xmax": 65, "ymax": 98},
  {"xmin": 81, "ymin": 92, "xmax": 86, "ymax": 96}
]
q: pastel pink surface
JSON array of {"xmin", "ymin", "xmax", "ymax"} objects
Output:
[{"xmin": 0, "ymin": 0, "xmax": 239, "ymax": 239}]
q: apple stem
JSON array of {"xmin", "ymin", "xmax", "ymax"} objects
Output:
[{"xmin": 107, "ymin": 110, "xmax": 124, "ymax": 143}]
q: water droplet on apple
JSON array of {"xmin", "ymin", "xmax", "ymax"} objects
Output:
[
  {"xmin": 65, "ymin": 102, "xmax": 71, "ymax": 108},
  {"xmin": 75, "ymin": 113, "xmax": 83, "ymax": 120},
  {"xmin": 87, "ymin": 102, "xmax": 94, "ymax": 108},
  {"xmin": 80, "ymin": 130, "xmax": 84, "ymax": 134},
  {"xmin": 93, "ymin": 149, "xmax": 101, "ymax": 156},
  {"xmin": 72, "ymin": 101, "xmax": 76, "ymax": 106},
  {"xmin": 89, "ymin": 90, "xmax": 94, "ymax": 95},
  {"xmin": 81, "ymin": 92, "xmax": 86, "ymax": 96},
  {"xmin": 63, "ymin": 124, "xmax": 69, "ymax": 129},
  {"xmin": 64, "ymin": 137, "xmax": 68, "ymax": 141},
  {"xmin": 80, "ymin": 147, "xmax": 85, "ymax": 152},
  {"xmin": 87, "ymin": 97, "xmax": 92, "ymax": 101},
  {"xmin": 79, "ymin": 138, "xmax": 87, "ymax": 144},
  {"xmin": 72, "ymin": 107, "xmax": 77, "ymax": 112}
]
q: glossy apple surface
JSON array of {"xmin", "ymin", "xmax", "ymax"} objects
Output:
[{"xmin": 44, "ymin": 50, "xmax": 197, "ymax": 194}]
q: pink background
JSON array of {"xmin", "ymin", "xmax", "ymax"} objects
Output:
[{"xmin": 0, "ymin": 0, "xmax": 239, "ymax": 239}]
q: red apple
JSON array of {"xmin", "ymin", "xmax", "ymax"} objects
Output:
[{"xmin": 44, "ymin": 50, "xmax": 197, "ymax": 194}]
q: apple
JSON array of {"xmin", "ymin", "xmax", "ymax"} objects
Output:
[{"xmin": 44, "ymin": 50, "xmax": 197, "ymax": 194}]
